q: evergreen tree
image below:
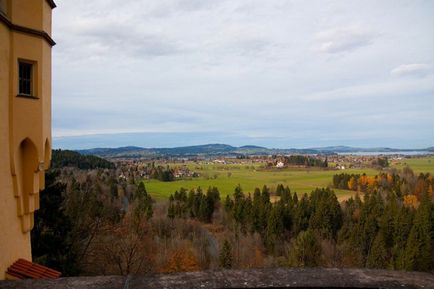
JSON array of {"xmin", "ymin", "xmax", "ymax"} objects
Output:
[
  {"xmin": 403, "ymin": 192, "xmax": 433, "ymax": 271},
  {"xmin": 288, "ymin": 230, "xmax": 321, "ymax": 267},
  {"xmin": 261, "ymin": 185, "xmax": 270, "ymax": 203},
  {"xmin": 32, "ymin": 170, "xmax": 79, "ymax": 275},
  {"xmin": 251, "ymin": 188, "xmax": 262, "ymax": 233},
  {"xmin": 167, "ymin": 202, "xmax": 175, "ymax": 220},
  {"xmin": 366, "ymin": 231, "xmax": 388, "ymax": 269},
  {"xmin": 308, "ymin": 188, "xmax": 342, "ymax": 239},
  {"xmin": 224, "ymin": 195, "xmax": 234, "ymax": 212},
  {"xmin": 293, "ymin": 194, "xmax": 311, "ymax": 235},
  {"xmin": 392, "ymin": 205, "xmax": 414, "ymax": 269},
  {"xmin": 133, "ymin": 182, "xmax": 153, "ymax": 220},
  {"xmin": 358, "ymin": 192, "xmax": 384, "ymax": 259},
  {"xmin": 265, "ymin": 203, "xmax": 285, "ymax": 253},
  {"xmin": 219, "ymin": 240, "xmax": 233, "ymax": 269}
]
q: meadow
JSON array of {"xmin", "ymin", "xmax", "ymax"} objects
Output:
[
  {"xmin": 390, "ymin": 156, "xmax": 434, "ymax": 174},
  {"xmin": 143, "ymin": 156, "xmax": 434, "ymax": 200},
  {"xmin": 143, "ymin": 162, "xmax": 362, "ymax": 200}
]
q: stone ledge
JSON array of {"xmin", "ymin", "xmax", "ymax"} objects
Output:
[{"xmin": 0, "ymin": 268, "xmax": 433, "ymax": 289}]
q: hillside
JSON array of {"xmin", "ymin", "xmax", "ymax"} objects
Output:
[
  {"xmin": 51, "ymin": 149, "xmax": 115, "ymax": 169},
  {"xmin": 76, "ymin": 144, "xmax": 434, "ymax": 158},
  {"xmin": 77, "ymin": 144, "xmax": 320, "ymax": 158}
]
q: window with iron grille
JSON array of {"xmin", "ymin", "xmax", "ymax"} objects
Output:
[{"xmin": 19, "ymin": 62, "xmax": 33, "ymax": 96}]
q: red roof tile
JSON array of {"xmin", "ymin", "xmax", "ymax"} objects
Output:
[{"xmin": 6, "ymin": 259, "xmax": 62, "ymax": 279}]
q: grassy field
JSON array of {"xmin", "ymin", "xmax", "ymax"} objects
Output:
[
  {"xmin": 143, "ymin": 163, "xmax": 368, "ymax": 200},
  {"xmin": 390, "ymin": 157, "xmax": 434, "ymax": 174},
  {"xmin": 143, "ymin": 156, "xmax": 434, "ymax": 200}
]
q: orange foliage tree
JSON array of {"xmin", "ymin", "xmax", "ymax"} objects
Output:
[
  {"xmin": 403, "ymin": 195, "xmax": 419, "ymax": 209},
  {"xmin": 159, "ymin": 247, "xmax": 200, "ymax": 273}
]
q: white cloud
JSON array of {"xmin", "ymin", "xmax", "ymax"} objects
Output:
[
  {"xmin": 301, "ymin": 76, "xmax": 434, "ymax": 101},
  {"xmin": 391, "ymin": 63, "xmax": 432, "ymax": 77},
  {"xmin": 315, "ymin": 26, "xmax": 376, "ymax": 54},
  {"xmin": 52, "ymin": 0, "xmax": 434, "ymax": 148}
]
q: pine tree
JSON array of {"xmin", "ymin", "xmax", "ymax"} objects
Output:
[
  {"xmin": 251, "ymin": 188, "xmax": 262, "ymax": 233},
  {"xmin": 366, "ymin": 231, "xmax": 388, "ymax": 269},
  {"xmin": 224, "ymin": 195, "xmax": 234, "ymax": 212},
  {"xmin": 265, "ymin": 203, "xmax": 285, "ymax": 253},
  {"xmin": 288, "ymin": 230, "xmax": 321, "ymax": 267},
  {"xmin": 219, "ymin": 240, "xmax": 233, "ymax": 269},
  {"xmin": 391, "ymin": 205, "xmax": 414, "ymax": 269},
  {"xmin": 133, "ymin": 182, "xmax": 153, "ymax": 221},
  {"xmin": 308, "ymin": 188, "xmax": 342, "ymax": 239},
  {"xmin": 198, "ymin": 196, "xmax": 209, "ymax": 222},
  {"xmin": 293, "ymin": 194, "xmax": 310, "ymax": 235},
  {"xmin": 32, "ymin": 170, "xmax": 79, "ymax": 275},
  {"xmin": 403, "ymin": 192, "xmax": 433, "ymax": 271},
  {"xmin": 167, "ymin": 202, "xmax": 175, "ymax": 220}
]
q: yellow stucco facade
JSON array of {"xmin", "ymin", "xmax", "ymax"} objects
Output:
[{"xmin": 0, "ymin": 0, "xmax": 55, "ymax": 280}]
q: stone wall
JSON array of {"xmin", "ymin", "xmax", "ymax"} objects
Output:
[{"xmin": 0, "ymin": 268, "xmax": 433, "ymax": 289}]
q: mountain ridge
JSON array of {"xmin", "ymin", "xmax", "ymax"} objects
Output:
[{"xmin": 76, "ymin": 144, "xmax": 433, "ymax": 158}]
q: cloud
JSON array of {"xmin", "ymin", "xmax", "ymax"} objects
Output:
[
  {"xmin": 52, "ymin": 0, "xmax": 434, "ymax": 148},
  {"xmin": 391, "ymin": 63, "xmax": 432, "ymax": 77},
  {"xmin": 301, "ymin": 76, "xmax": 434, "ymax": 101},
  {"xmin": 315, "ymin": 26, "xmax": 376, "ymax": 54}
]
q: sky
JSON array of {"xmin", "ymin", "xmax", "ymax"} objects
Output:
[{"xmin": 52, "ymin": 0, "xmax": 434, "ymax": 149}]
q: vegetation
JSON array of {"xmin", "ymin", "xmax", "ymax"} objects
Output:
[
  {"xmin": 168, "ymin": 187, "xmax": 220, "ymax": 223},
  {"xmin": 283, "ymin": 155, "xmax": 328, "ymax": 168},
  {"xmin": 219, "ymin": 240, "xmax": 233, "ymax": 269},
  {"xmin": 333, "ymin": 170, "xmax": 433, "ymax": 200},
  {"xmin": 51, "ymin": 149, "xmax": 114, "ymax": 169},
  {"xmin": 32, "ymin": 153, "xmax": 434, "ymax": 276},
  {"xmin": 144, "ymin": 164, "xmax": 375, "ymax": 200}
]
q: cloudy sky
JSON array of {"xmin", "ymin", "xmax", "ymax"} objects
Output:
[{"xmin": 52, "ymin": 0, "xmax": 434, "ymax": 149}]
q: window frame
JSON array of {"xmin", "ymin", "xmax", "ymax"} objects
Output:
[{"xmin": 17, "ymin": 59, "xmax": 38, "ymax": 99}]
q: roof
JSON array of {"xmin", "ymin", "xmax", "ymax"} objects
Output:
[{"xmin": 6, "ymin": 259, "xmax": 61, "ymax": 280}]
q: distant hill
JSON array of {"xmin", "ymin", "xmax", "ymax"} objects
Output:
[
  {"xmin": 77, "ymin": 144, "xmax": 321, "ymax": 158},
  {"xmin": 76, "ymin": 144, "xmax": 434, "ymax": 158}
]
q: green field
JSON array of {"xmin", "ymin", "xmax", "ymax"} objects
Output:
[
  {"xmin": 390, "ymin": 157, "xmax": 434, "ymax": 174},
  {"xmin": 143, "ymin": 156, "xmax": 434, "ymax": 200},
  {"xmin": 143, "ymin": 163, "xmax": 363, "ymax": 200}
]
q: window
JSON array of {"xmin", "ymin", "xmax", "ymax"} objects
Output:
[{"xmin": 19, "ymin": 61, "xmax": 33, "ymax": 96}]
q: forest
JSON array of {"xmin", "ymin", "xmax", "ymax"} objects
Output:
[
  {"xmin": 31, "ymin": 151, "xmax": 434, "ymax": 275},
  {"xmin": 281, "ymin": 155, "xmax": 328, "ymax": 167}
]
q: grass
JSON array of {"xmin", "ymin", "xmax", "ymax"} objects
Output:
[
  {"xmin": 390, "ymin": 157, "xmax": 434, "ymax": 174},
  {"xmin": 143, "ymin": 163, "xmax": 372, "ymax": 200},
  {"xmin": 144, "ymin": 156, "xmax": 434, "ymax": 201}
]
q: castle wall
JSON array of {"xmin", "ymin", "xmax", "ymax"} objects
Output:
[{"xmin": 0, "ymin": 0, "xmax": 54, "ymax": 279}]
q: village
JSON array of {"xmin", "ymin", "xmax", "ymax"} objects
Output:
[{"xmin": 112, "ymin": 153, "xmax": 416, "ymax": 183}]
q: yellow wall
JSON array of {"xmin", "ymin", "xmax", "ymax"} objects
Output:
[{"xmin": 0, "ymin": 0, "xmax": 54, "ymax": 280}]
